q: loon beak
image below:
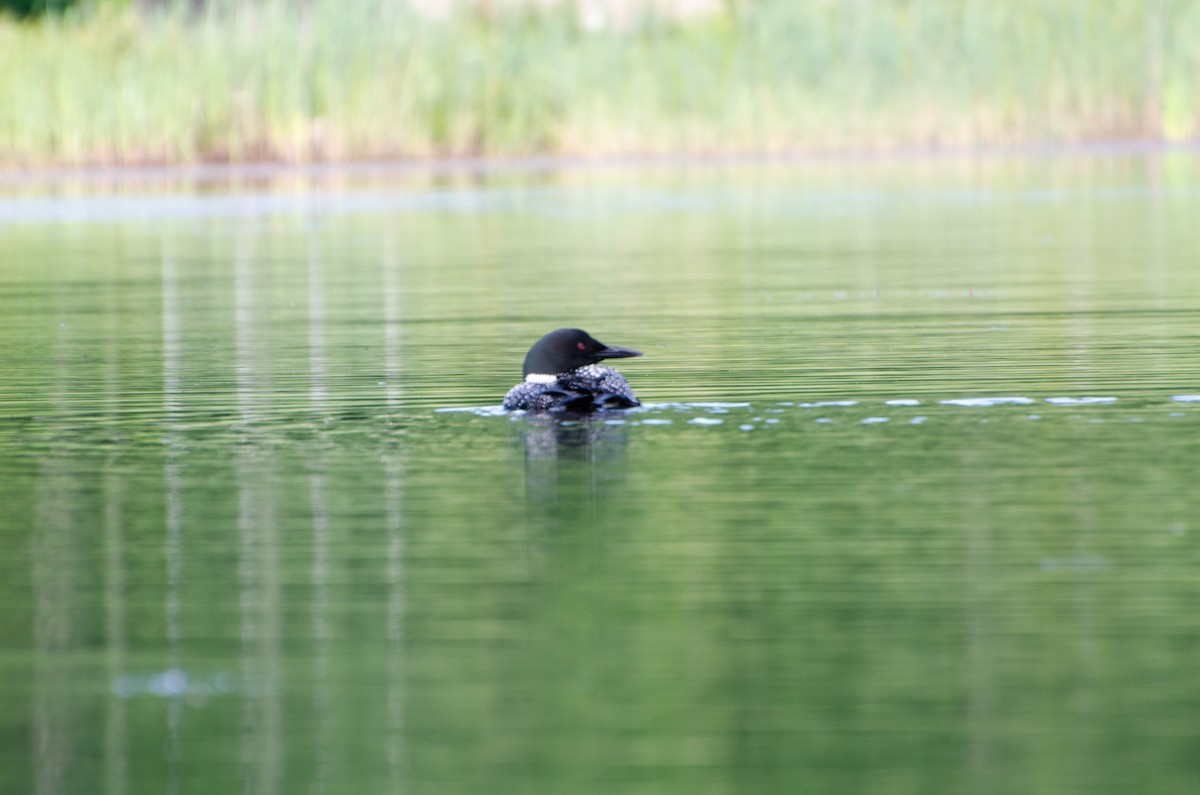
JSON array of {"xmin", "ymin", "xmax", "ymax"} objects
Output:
[{"xmin": 597, "ymin": 343, "xmax": 643, "ymax": 360}]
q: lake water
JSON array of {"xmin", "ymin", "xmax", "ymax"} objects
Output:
[{"xmin": 2, "ymin": 152, "xmax": 1200, "ymax": 794}]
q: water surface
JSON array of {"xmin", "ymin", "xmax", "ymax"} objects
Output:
[{"xmin": 2, "ymin": 153, "xmax": 1199, "ymax": 794}]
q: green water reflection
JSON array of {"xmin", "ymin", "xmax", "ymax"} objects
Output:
[{"xmin": 2, "ymin": 155, "xmax": 1200, "ymax": 794}]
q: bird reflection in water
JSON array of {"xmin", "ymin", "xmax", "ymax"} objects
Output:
[{"xmin": 517, "ymin": 411, "xmax": 634, "ymax": 509}]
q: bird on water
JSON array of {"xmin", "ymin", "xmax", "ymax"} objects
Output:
[{"xmin": 502, "ymin": 328, "xmax": 643, "ymax": 412}]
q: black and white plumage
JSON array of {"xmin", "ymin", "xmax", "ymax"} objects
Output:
[{"xmin": 503, "ymin": 328, "xmax": 643, "ymax": 412}]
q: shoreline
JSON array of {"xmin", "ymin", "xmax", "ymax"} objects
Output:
[{"xmin": 3, "ymin": 139, "xmax": 1198, "ymax": 187}]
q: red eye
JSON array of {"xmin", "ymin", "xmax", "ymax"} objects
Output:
[{"xmin": 577, "ymin": 342, "xmax": 586, "ymax": 350}]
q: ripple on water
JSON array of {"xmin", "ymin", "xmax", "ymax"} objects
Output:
[
  {"xmin": 1044, "ymin": 396, "xmax": 1118, "ymax": 405},
  {"xmin": 640, "ymin": 402, "xmax": 751, "ymax": 411},
  {"xmin": 431, "ymin": 393, "xmax": 1191, "ymax": 426},
  {"xmin": 940, "ymin": 397, "xmax": 1035, "ymax": 407},
  {"xmin": 435, "ymin": 405, "xmax": 509, "ymax": 417}
]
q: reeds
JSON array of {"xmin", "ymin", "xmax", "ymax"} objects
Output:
[{"xmin": 1, "ymin": 0, "xmax": 1198, "ymax": 167}]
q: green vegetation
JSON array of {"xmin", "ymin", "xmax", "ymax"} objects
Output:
[
  {"xmin": 0, "ymin": 0, "xmax": 79, "ymax": 19},
  {"xmin": 1, "ymin": 0, "xmax": 1199, "ymax": 167}
]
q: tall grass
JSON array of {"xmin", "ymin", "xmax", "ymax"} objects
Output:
[{"xmin": 1, "ymin": 0, "xmax": 1198, "ymax": 167}]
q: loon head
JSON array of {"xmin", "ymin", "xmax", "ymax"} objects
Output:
[{"xmin": 521, "ymin": 328, "xmax": 643, "ymax": 378}]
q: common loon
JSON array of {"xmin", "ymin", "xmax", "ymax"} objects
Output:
[{"xmin": 503, "ymin": 328, "xmax": 643, "ymax": 412}]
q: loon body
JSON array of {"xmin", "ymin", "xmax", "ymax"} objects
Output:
[{"xmin": 503, "ymin": 328, "xmax": 643, "ymax": 412}]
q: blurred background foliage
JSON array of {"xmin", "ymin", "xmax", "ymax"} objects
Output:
[
  {"xmin": 1, "ymin": 0, "xmax": 1198, "ymax": 166},
  {"xmin": 0, "ymin": 0, "xmax": 78, "ymax": 16}
]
